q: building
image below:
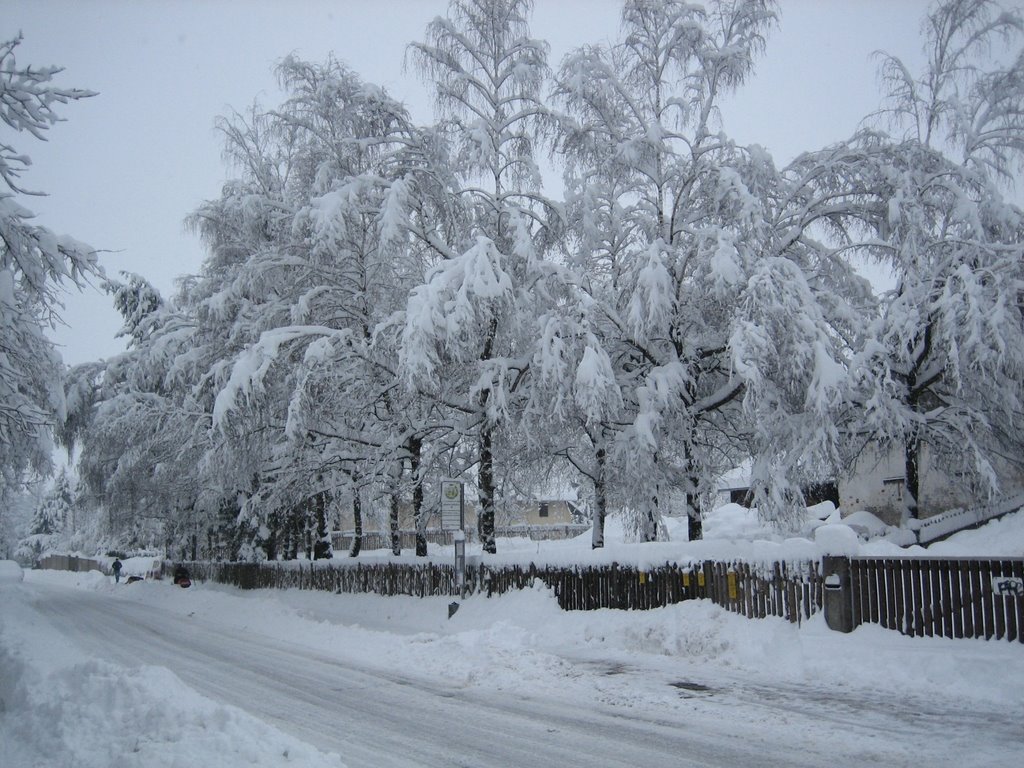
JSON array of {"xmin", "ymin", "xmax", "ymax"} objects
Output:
[
  {"xmin": 838, "ymin": 442, "xmax": 1024, "ymax": 525},
  {"xmin": 715, "ymin": 443, "xmax": 1024, "ymax": 527}
]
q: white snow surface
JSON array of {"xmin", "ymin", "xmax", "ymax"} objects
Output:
[
  {"xmin": 0, "ymin": 560, "xmax": 24, "ymax": 583},
  {"xmin": 336, "ymin": 502, "xmax": 1024, "ymax": 570},
  {"xmin": 2, "ymin": 509, "xmax": 1023, "ymax": 767}
]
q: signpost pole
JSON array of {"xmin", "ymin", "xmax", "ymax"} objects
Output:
[
  {"xmin": 454, "ymin": 530, "xmax": 466, "ymax": 598},
  {"xmin": 440, "ymin": 479, "xmax": 466, "ymax": 617}
]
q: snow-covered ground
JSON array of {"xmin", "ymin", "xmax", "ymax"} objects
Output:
[
  {"xmin": 339, "ymin": 501, "xmax": 1024, "ymax": 569},
  {"xmin": 2, "ymin": 508, "xmax": 1023, "ymax": 767}
]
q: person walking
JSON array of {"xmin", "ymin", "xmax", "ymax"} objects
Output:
[{"xmin": 112, "ymin": 558, "xmax": 123, "ymax": 583}]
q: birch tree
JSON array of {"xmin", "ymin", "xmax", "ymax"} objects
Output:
[
  {"xmin": 557, "ymin": 0, "xmax": 765, "ymax": 538},
  {"xmin": 406, "ymin": 0, "xmax": 559, "ymax": 553},
  {"xmin": 851, "ymin": 0, "xmax": 1024, "ymax": 519},
  {"xmin": 205, "ymin": 56, "xmax": 443, "ymax": 557}
]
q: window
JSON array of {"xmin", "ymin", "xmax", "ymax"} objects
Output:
[
  {"xmin": 729, "ymin": 488, "xmax": 751, "ymax": 507},
  {"xmin": 538, "ymin": 502, "xmax": 549, "ymax": 518},
  {"xmin": 883, "ymin": 477, "xmax": 905, "ymax": 495}
]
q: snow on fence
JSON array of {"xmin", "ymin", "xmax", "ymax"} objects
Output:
[
  {"xmin": 912, "ymin": 493, "xmax": 1024, "ymax": 545},
  {"xmin": 173, "ymin": 559, "xmax": 823, "ymax": 624},
  {"xmin": 848, "ymin": 557, "xmax": 1024, "ymax": 642}
]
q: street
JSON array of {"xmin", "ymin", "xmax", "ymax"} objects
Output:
[{"xmin": 6, "ymin": 575, "xmax": 1020, "ymax": 767}]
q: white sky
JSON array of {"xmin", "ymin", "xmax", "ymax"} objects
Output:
[{"xmin": 2, "ymin": 0, "xmax": 942, "ymax": 366}]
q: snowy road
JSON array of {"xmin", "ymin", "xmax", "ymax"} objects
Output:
[
  {"xmin": 26, "ymin": 581, "xmax": 796, "ymax": 767},
  {"xmin": 7, "ymin": 575, "xmax": 1022, "ymax": 767}
]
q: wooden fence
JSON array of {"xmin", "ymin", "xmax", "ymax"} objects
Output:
[
  {"xmin": 849, "ymin": 557, "xmax": 1023, "ymax": 642},
  {"xmin": 173, "ymin": 559, "xmax": 822, "ymax": 624}
]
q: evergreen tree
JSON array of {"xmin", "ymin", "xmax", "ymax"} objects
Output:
[
  {"xmin": 0, "ymin": 35, "xmax": 98, "ymax": 489},
  {"xmin": 16, "ymin": 469, "xmax": 73, "ymax": 561}
]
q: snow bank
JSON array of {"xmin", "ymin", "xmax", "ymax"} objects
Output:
[
  {"xmin": 923, "ymin": 509, "xmax": 1024, "ymax": 556},
  {"xmin": 342, "ymin": 506, "xmax": 1024, "ymax": 570},
  {"xmin": 0, "ymin": 584, "xmax": 345, "ymax": 768},
  {"xmin": 0, "ymin": 653, "xmax": 344, "ymax": 768},
  {"xmin": 0, "ymin": 560, "xmax": 24, "ymax": 583}
]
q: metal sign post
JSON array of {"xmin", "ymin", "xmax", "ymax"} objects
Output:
[
  {"xmin": 453, "ymin": 530, "xmax": 466, "ymax": 597},
  {"xmin": 441, "ymin": 479, "xmax": 466, "ymax": 616}
]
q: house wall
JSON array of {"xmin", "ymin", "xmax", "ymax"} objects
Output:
[
  {"xmin": 335, "ymin": 501, "xmax": 479, "ymax": 534},
  {"xmin": 838, "ymin": 442, "xmax": 1024, "ymax": 524},
  {"xmin": 334, "ymin": 498, "xmax": 582, "ymax": 532},
  {"xmin": 521, "ymin": 500, "xmax": 577, "ymax": 526}
]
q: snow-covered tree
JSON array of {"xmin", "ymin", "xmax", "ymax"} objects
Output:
[
  {"xmin": 850, "ymin": 0, "xmax": 1024, "ymax": 519},
  {"xmin": 0, "ymin": 34, "xmax": 98, "ymax": 489},
  {"xmin": 201, "ymin": 55, "xmax": 441, "ymax": 559},
  {"xmin": 405, "ymin": 0, "xmax": 561, "ymax": 553},
  {"xmin": 62, "ymin": 269, "xmax": 211, "ymax": 554},
  {"xmin": 554, "ymin": 0, "xmax": 881, "ymax": 535},
  {"xmin": 15, "ymin": 467, "xmax": 73, "ymax": 562},
  {"xmin": 522, "ymin": 290, "xmax": 626, "ymax": 548},
  {"xmin": 0, "ymin": 482, "xmax": 36, "ymax": 559}
]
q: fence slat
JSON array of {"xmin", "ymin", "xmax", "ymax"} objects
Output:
[
  {"xmin": 980, "ymin": 561, "xmax": 995, "ymax": 640},
  {"xmin": 922, "ymin": 561, "xmax": 937, "ymax": 637},
  {"xmin": 950, "ymin": 560, "xmax": 964, "ymax": 639},
  {"xmin": 743, "ymin": 563, "xmax": 754, "ymax": 620},
  {"xmin": 1013, "ymin": 560, "xmax": 1024, "ymax": 644},
  {"xmin": 1002, "ymin": 560, "xmax": 1019, "ymax": 643},
  {"xmin": 880, "ymin": 560, "xmax": 894, "ymax": 630},
  {"xmin": 888, "ymin": 560, "xmax": 902, "ymax": 634},
  {"xmin": 936, "ymin": 562, "xmax": 949, "ymax": 638},
  {"xmin": 865, "ymin": 559, "xmax": 878, "ymax": 626}
]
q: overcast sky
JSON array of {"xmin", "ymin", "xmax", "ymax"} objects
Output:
[{"xmin": 3, "ymin": 0, "xmax": 943, "ymax": 367}]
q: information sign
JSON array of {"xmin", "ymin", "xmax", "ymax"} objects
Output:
[{"xmin": 440, "ymin": 479, "xmax": 464, "ymax": 531}]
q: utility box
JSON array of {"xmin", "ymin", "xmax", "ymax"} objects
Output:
[{"xmin": 822, "ymin": 555, "xmax": 855, "ymax": 633}]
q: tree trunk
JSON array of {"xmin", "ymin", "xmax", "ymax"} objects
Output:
[
  {"xmin": 477, "ymin": 313, "xmax": 499, "ymax": 555},
  {"xmin": 685, "ymin": 450, "xmax": 702, "ymax": 541},
  {"xmin": 479, "ymin": 424, "xmax": 496, "ymax": 554},
  {"xmin": 389, "ymin": 491, "xmax": 401, "ymax": 556},
  {"xmin": 905, "ymin": 436, "xmax": 921, "ymax": 521},
  {"xmin": 313, "ymin": 491, "xmax": 332, "ymax": 560},
  {"xmin": 289, "ymin": 508, "xmax": 303, "ymax": 560},
  {"xmin": 687, "ymin": 487, "xmax": 703, "ymax": 541},
  {"xmin": 409, "ymin": 435, "xmax": 427, "ymax": 557},
  {"xmin": 642, "ymin": 494, "xmax": 659, "ymax": 542},
  {"xmin": 389, "ymin": 459, "xmax": 402, "ymax": 556},
  {"xmin": 904, "ymin": 320, "xmax": 932, "ymax": 523},
  {"xmin": 349, "ymin": 492, "xmax": 362, "ymax": 558},
  {"xmin": 264, "ymin": 512, "xmax": 279, "ymax": 561},
  {"xmin": 591, "ymin": 439, "xmax": 607, "ymax": 549}
]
